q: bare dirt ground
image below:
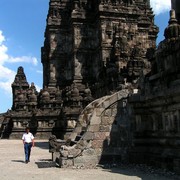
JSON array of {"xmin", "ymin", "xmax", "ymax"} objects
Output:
[{"xmin": 0, "ymin": 140, "xmax": 179, "ymax": 180}]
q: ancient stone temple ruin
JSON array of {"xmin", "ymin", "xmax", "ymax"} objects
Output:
[
  {"xmin": 1, "ymin": 0, "xmax": 180, "ymax": 173},
  {"xmin": 0, "ymin": 0, "xmax": 158, "ymax": 139}
]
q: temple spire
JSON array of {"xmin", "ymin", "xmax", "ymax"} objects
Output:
[{"xmin": 171, "ymin": 0, "xmax": 180, "ymax": 24}]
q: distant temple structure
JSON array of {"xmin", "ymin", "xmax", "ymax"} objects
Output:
[
  {"xmin": 1, "ymin": 0, "xmax": 180, "ymax": 173},
  {"xmin": 172, "ymin": 0, "xmax": 180, "ymax": 23}
]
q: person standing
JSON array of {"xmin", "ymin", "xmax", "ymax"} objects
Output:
[{"xmin": 22, "ymin": 127, "xmax": 35, "ymax": 164}]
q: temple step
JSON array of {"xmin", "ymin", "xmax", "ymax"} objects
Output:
[
  {"xmin": 75, "ymin": 135, "xmax": 82, "ymax": 141},
  {"xmin": 79, "ymin": 130, "xmax": 85, "ymax": 136},
  {"xmin": 70, "ymin": 140, "xmax": 78, "ymax": 146}
]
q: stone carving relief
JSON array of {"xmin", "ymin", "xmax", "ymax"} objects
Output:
[
  {"xmin": 50, "ymin": 64, "xmax": 56, "ymax": 81},
  {"xmin": 74, "ymin": 58, "xmax": 82, "ymax": 78}
]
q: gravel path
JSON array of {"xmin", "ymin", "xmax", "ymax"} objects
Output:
[{"xmin": 0, "ymin": 140, "xmax": 179, "ymax": 180}]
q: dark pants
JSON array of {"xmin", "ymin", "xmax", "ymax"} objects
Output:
[{"xmin": 24, "ymin": 143, "xmax": 32, "ymax": 161}]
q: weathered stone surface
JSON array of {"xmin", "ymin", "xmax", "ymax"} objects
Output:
[
  {"xmin": 92, "ymin": 140, "xmax": 104, "ymax": 149},
  {"xmin": 96, "ymin": 108, "xmax": 105, "ymax": 117},
  {"xmin": 82, "ymin": 148, "xmax": 96, "ymax": 156},
  {"xmin": 111, "ymin": 108, "xmax": 118, "ymax": 117},
  {"xmin": 60, "ymin": 157, "xmax": 74, "ymax": 168},
  {"xmin": 95, "ymin": 148, "xmax": 103, "ymax": 156},
  {"xmin": 101, "ymin": 116, "xmax": 115, "ymax": 125},
  {"xmin": 99, "ymin": 125, "xmax": 112, "ymax": 132},
  {"xmin": 128, "ymin": 7, "xmax": 180, "ymax": 173},
  {"xmin": 90, "ymin": 116, "xmax": 101, "ymax": 125},
  {"xmin": 104, "ymin": 109, "xmax": 111, "ymax": 117},
  {"xmin": 83, "ymin": 132, "xmax": 94, "ymax": 140},
  {"xmin": 87, "ymin": 125, "xmax": 100, "ymax": 132},
  {"xmin": 74, "ymin": 155, "xmax": 99, "ymax": 168},
  {"xmin": 94, "ymin": 132, "xmax": 108, "ymax": 140}
]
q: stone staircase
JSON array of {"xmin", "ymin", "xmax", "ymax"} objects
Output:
[{"xmin": 52, "ymin": 89, "xmax": 129, "ymax": 168}]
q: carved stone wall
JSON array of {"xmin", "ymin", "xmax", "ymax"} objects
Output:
[
  {"xmin": 42, "ymin": 0, "xmax": 158, "ymax": 96},
  {"xmin": 128, "ymin": 10, "xmax": 180, "ymax": 173},
  {"xmin": 50, "ymin": 90, "xmax": 130, "ymax": 168}
]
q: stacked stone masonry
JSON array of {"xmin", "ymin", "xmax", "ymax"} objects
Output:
[{"xmin": 49, "ymin": 89, "xmax": 129, "ymax": 168}]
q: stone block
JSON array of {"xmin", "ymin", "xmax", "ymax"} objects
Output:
[
  {"xmin": 82, "ymin": 148, "xmax": 96, "ymax": 156},
  {"xmin": 118, "ymin": 91, "xmax": 128, "ymax": 99},
  {"xmin": 109, "ymin": 95, "xmax": 118, "ymax": 105},
  {"xmin": 60, "ymin": 157, "xmax": 74, "ymax": 168},
  {"xmin": 99, "ymin": 125, "xmax": 112, "ymax": 132},
  {"xmin": 52, "ymin": 152, "xmax": 60, "ymax": 161},
  {"xmin": 96, "ymin": 108, "xmax": 104, "ymax": 116},
  {"xmin": 69, "ymin": 148, "xmax": 81, "ymax": 157},
  {"xmin": 83, "ymin": 132, "xmax": 94, "ymax": 140},
  {"xmin": 95, "ymin": 148, "xmax": 103, "ymax": 156},
  {"xmin": 111, "ymin": 108, "xmax": 118, "ymax": 117},
  {"xmin": 74, "ymin": 155, "xmax": 99, "ymax": 168},
  {"xmin": 92, "ymin": 140, "xmax": 104, "ymax": 149},
  {"xmin": 105, "ymin": 132, "xmax": 110, "ymax": 137},
  {"xmin": 74, "ymin": 126, "xmax": 82, "ymax": 133},
  {"xmin": 94, "ymin": 132, "xmax": 107, "ymax": 140},
  {"xmin": 67, "ymin": 120, "xmax": 76, "ymax": 129},
  {"xmin": 101, "ymin": 116, "xmax": 109, "ymax": 125},
  {"xmin": 90, "ymin": 116, "xmax": 101, "ymax": 125},
  {"xmin": 73, "ymin": 156, "xmax": 85, "ymax": 167},
  {"xmin": 69, "ymin": 132, "xmax": 78, "ymax": 140},
  {"xmin": 101, "ymin": 100, "xmax": 110, "ymax": 109},
  {"xmin": 87, "ymin": 125, "xmax": 100, "ymax": 132},
  {"xmin": 76, "ymin": 139, "xmax": 92, "ymax": 150},
  {"xmin": 109, "ymin": 117, "xmax": 115, "ymax": 124},
  {"xmin": 78, "ymin": 114, "xmax": 84, "ymax": 122},
  {"xmin": 76, "ymin": 142, "xmax": 85, "ymax": 150},
  {"xmin": 104, "ymin": 109, "xmax": 111, "ymax": 116},
  {"xmin": 101, "ymin": 116, "xmax": 114, "ymax": 125}
]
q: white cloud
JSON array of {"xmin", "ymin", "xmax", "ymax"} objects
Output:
[
  {"xmin": 0, "ymin": 65, "xmax": 15, "ymax": 94},
  {"xmin": 150, "ymin": 0, "xmax": 171, "ymax": 15},
  {"xmin": 9, "ymin": 56, "xmax": 38, "ymax": 66},
  {"xmin": 0, "ymin": 44, "xmax": 8, "ymax": 64},
  {"xmin": 36, "ymin": 70, "xmax": 43, "ymax": 74},
  {"xmin": 0, "ymin": 30, "xmax": 39, "ymax": 95},
  {"xmin": 35, "ymin": 85, "xmax": 41, "ymax": 92},
  {"xmin": 0, "ymin": 31, "xmax": 5, "ymax": 45}
]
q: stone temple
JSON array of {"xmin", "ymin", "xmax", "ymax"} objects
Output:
[{"xmin": 1, "ymin": 0, "xmax": 180, "ymax": 173}]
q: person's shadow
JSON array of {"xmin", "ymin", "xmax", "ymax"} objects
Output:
[{"xmin": 11, "ymin": 160, "xmax": 25, "ymax": 163}]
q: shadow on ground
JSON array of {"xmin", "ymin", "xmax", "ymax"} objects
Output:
[
  {"xmin": 35, "ymin": 159, "xmax": 57, "ymax": 168},
  {"xmin": 35, "ymin": 141, "xmax": 57, "ymax": 168},
  {"xmin": 11, "ymin": 160, "xmax": 25, "ymax": 164},
  {"xmin": 35, "ymin": 141, "xmax": 49, "ymax": 150},
  {"xmin": 100, "ymin": 164, "xmax": 179, "ymax": 180}
]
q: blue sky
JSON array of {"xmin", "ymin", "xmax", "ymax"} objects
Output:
[{"xmin": 0, "ymin": 0, "xmax": 171, "ymax": 113}]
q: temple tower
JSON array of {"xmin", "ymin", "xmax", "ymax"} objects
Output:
[
  {"xmin": 41, "ymin": 0, "xmax": 158, "ymax": 97},
  {"xmin": 172, "ymin": 0, "xmax": 180, "ymax": 24},
  {"xmin": 11, "ymin": 67, "xmax": 29, "ymax": 110}
]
